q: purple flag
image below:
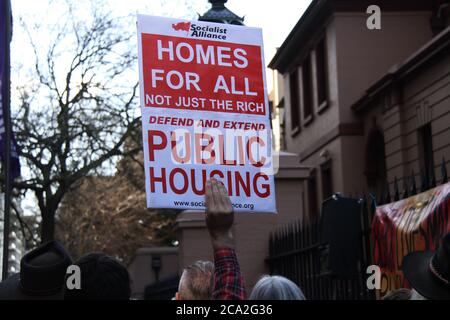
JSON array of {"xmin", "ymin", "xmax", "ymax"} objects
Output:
[{"xmin": 1, "ymin": 0, "xmax": 20, "ymax": 180}]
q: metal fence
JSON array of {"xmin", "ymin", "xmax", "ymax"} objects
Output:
[{"xmin": 267, "ymin": 158, "xmax": 448, "ymax": 300}]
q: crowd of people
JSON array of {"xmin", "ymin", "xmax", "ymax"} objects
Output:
[{"xmin": 0, "ymin": 178, "xmax": 448, "ymax": 300}]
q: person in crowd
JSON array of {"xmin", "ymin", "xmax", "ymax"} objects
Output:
[
  {"xmin": 401, "ymin": 231, "xmax": 450, "ymax": 300},
  {"xmin": 409, "ymin": 289, "xmax": 428, "ymax": 300},
  {"xmin": 204, "ymin": 178, "xmax": 246, "ymax": 300},
  {"xmin": 63, "ymin": 252, "xmax": 131, "ymax": 300},
  {"xmin": 249, "ymin": 275, "xmax": 306, "ymax": 300},
  {"xmin": 381, "ymin": 288, "xmax": 412, "ymax": 300},
  {"xmin": 0, "ymin": 241, "xmax": 73, "ymax": 300},
  {"xmin": 175, "ymin": 260, "xmax": 214, "ymax": 300}
]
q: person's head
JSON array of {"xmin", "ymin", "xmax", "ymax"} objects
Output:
[
  {"xmin": 176, "ymin": 261, "xmax": 214, "ymax": 300},
  {"xmin": 0, "ymin": 241, "xmax": 72, "ymax": 300},
  {"xmin": 63, "ymin": 252, "xmax": 130, "ymax": 300},
  {"xmin": 382, "ymin": 288, "xmax": 412, "ymax": 300},
  {"xmin": 249, "ymin": 275, "xmax": 306, "ymax": 300},
  {"xmin": 409, "ymin": 289, "xmax": 427, "ymax": 300},
  {"xmin": 402, "ymin": 232, "xmax": 450, "ymax": 300}
]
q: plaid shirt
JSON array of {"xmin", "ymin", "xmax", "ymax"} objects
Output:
[{"xmin": 212, "ymin": 248, "xmax": 246, "ymax": 300}]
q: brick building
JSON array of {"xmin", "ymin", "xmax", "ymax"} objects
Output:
[{"xmin": 269, "ymin": 0, "xmax": 450, "ymax": 224}]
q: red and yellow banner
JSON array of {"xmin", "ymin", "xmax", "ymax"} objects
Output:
[{"xmin": 372, "ymin": 182, "xmax": 450, "ymax": 297}]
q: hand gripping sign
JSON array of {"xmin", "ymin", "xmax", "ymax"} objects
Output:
[{"xmin": 137, "ymin": 15, "xmax": 276, "ymax": 213}]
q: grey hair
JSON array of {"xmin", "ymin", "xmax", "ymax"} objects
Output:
[
  {"xmin": 249, "ymin": 275, "xmax": 306, "ymax": 300},
  {"xmin": 381, "ymin": 288, "xmax": 412, "ymax": 300},
  {"xmin": 178, "ymin": 260, "xmax": 214, "ymax": 300},
  {"xmin": 410, "ymin": 289, "xmax": 427, "ymax": 300}
]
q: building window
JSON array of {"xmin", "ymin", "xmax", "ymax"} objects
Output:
[
  {"xmin": 301, "ymin": 190, "xmax": 306, "ymax": 216},
  {"xmin": 418, "ymin": 123, "xmax": 434, "ymax": 172},
  {"xmin": 307, "ymin": 170, "xmax": 319, "ymax": 218},
  {"xmin": 321, "ymin": 161, "xmax": 333, "ymax": 200},
  {"xmin": 278, "ymin": 98, "xmax": 287, "ymax": 151},
  {"xmin": 365, "ymin": 127, "xmax": 387, "ymax": 196},
  {"xmin": 301, "ymin": 54, "xmax": 314, "ymax": 124},
  {"xmin": 289, "ymin": 69, "xmax": 300, "ymax": 133},
  {"xmin": 316, "ymin": 37, "xmax": 328, "ymax": 111}
]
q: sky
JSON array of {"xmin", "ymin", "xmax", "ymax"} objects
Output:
[
  {"xmin": 11, "ymin": 0, "xmax": 313, "ymax": 90},
  {"xmin": 8, "ymin": 0, "xmax": 313, "ymax": 215}
]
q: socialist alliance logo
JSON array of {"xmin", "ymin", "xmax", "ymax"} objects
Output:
[
  {"xmin": 172, "ymin": 22, "xmax": 191, "ymax": 32},
  {"xmin": 171, "ymin": 21, "xmax": 228, "ymax": 40}
]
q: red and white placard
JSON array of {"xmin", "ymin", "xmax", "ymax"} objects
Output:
[{"xmin": 137, "ymin": 14, "xmax": 276, "ymax": 213}]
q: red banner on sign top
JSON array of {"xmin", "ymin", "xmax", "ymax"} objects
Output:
[{"xmin": 141, "ymin": 33, "xmax": 266, "ymax": 116}]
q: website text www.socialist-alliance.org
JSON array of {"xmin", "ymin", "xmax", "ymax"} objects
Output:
[{"xmin": 173, "ymin": 200, "xmax": 255, "ymax": 211}]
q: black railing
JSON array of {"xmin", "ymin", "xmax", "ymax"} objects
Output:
[
  {"xmin": 267, "ymin": 158, "xmax": 448, "ymax": 300},
  {"xmin": 377, "ymin": 157, "xmax": 448, "ymax": 205},
  {"xmin": 267, "ymin": 196, "xmax": 375, "ymax": 300}
]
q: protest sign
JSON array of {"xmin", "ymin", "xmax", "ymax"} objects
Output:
[
  {"xmin": 137, "ymin": 15, "xmax": 276, "ymax": 212},
  {"xmin": 372, "ymin": 182, "xmax": 450, "ymax": 297}
]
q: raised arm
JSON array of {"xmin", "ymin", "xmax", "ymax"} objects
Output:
[{"xmin": 205, "ymin": 179, "xmax": 246, "ymax": 300}]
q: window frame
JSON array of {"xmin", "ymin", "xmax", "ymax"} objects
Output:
[
  {"xmin": 307, "ymin": 169, "xmax": 319, "ymax": 218},
  {"xmin": 417, "ymin": 123, "xmax": 434, "ymax": 173},
  {"xmin": 289, "ymin": 68, "xmax": 301, "ymax": 136},
  {"xmin": 320, "ymin": 160, "xmax": 333, "ymax": 201},
  {"xmin": 315, "ymin": 36, "xmax": 329, "ymax": 114},
  {"xmin": 301, "ymin": 54, "xmax": 314, "ymax": 126}
]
